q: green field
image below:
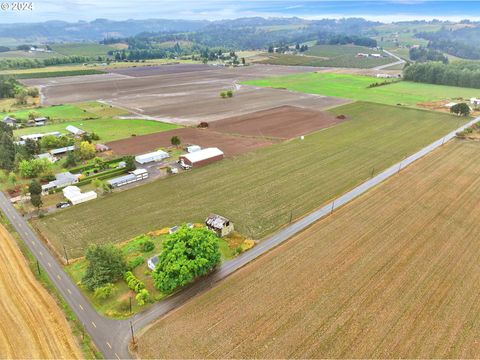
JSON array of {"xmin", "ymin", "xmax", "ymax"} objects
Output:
[
  {"xmin": 33, "ymin": 102, "xmax": 465, "ymax": 258},
  {"xmin": 257, "ymin": 45, "xmax": 393, "ymax": 68},
  {"xmin": 15, "ymin": 118, "xmax": 179, "ymax": 143},
  {"xmin": 0, "ymin": 50, "xmax": 63, "ymax": 59},
  {"xmin": 2, "ymin": 102, "xmax": 126, "ymax": 121},
  {"xmin": 49, "ymin": 43, "xmax": 116, "ymax": 57},
  {"xmin": 243, "ymin": 73, "xmax": 480, "ymax": 107}
]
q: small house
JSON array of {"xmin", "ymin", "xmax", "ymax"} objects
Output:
[
  {"xmin": 66, "ymin": 125, "xmax": 86, "ymax": 136},
  {"xmin": 2, "ymin": 116, "xmax": 16, "ymax": 127},
  {"xmin": 205, "ymin": 214, "xmax": 234, "ymax": 237},
  {"xmin": 34, "ymin": 117, "xmax": 47, "ymax": 126},
  {"xmin": 41, "ymin": 171, "xmax": 80, "ymax": 193},
  {"xmin": 147, "ymin": 255, "xmax": 159, "ymax": 271}
]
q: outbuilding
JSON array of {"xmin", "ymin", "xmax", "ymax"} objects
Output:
[
  {"xmin": 107, "ymin": 168, "xmax": 149, "ymax": 188},
  {"xmin": 34, "ymin": 117, "xmax": 48, "ymax": 126},
  {"xmin": 62, "ymin": 186, "xmax": 97, "ymax": 205},
  {"xmin": 147, "ymin": 255, "xmax": 159, "ymax": 271},
  {"xmin": 186, "ymin": 145, "xmax": 201, "ymax": 153},
  {"xmin": 179, "ymin": 147, "xmax": 224, "ymax": 168},
  {"xmin": 20, "ymin": 132, "xmax": 61, "ymax": 141},
  {"xmin": 2, "ymin": 116, "xmax": 16, "ymax": 127},
  {"xmin": 66, "ymin": 125, "xmax": 86, "ymax": 136},
  {"xmin": 135, "ymin": 150, "xmax": 170, "ymax": 164},
  {"xmin": 205, "ymin": 214, "xmax": 234, "ymax": 237},
  {"xmin": 50, "ymin": 145, "xmax": 75, "ymax": 156}
]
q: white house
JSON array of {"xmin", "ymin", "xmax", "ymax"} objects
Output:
[
  {"xmin": 41, "ymin": 171, "xmax": 80, "ymax": 193},
  {"xmin": 135, "ymin": 150, "xmax": 170, "ymax": 164},
  {"xmin": 62, "ymin": 186, "xmax": 97, "ymax": 205}
]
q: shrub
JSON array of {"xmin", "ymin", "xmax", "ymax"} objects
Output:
[
  {"xmin": 226, "ymin": 90, "xmax": 233, "ymax": 97},
  {"xmin": 139, "ymin": 239, "xmax": 154, "ymax": 252},
  {"xmin": 93, "ymin": 283, "xmax": 116, "ymax": 299},
  {"xmin": 123, "ymin": 271, "xmax": 145, "ymax": 293},
  {"xmin": 128, "ymin": 255, "xmax": 145, "ymax": 270},
  {"xmin": 220, "ymin": 91, "xmax": 227, "ymax": 98},
  {"xmin": 135, "ymin": 289, "xmax": 150, "ymax": 306}
]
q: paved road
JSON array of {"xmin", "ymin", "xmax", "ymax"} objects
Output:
[
  {"xmin": 0, "ymin": 117, "xmax": 477, "ymax": 359},
  {"xmin": 373, "ymin": 49, "xmax": 406, "ymax": 71}
]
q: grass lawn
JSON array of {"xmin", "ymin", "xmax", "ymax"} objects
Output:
[
  {"xmin": 137, "ymin": 139, "xmax": 480, "ymax": 359},
  {"xmin": 243, "ymin": 73, "xmax": 480, "ymax": 107},
  {"xmin": 14, "ymin": 118, "xmax": 180, "ymax": 143},
  {"xmin": 64, "ymin": 229, "xmax": 239, "ymax": 318},
  {"xmin": 33, "ymin": 102, "xmax": 466, "ymax": 258}
]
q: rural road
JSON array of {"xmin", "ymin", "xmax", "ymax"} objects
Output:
[
  {"xmin": 0, "ymin": 116, "xmax": 478, "ymax": 359},
  {"xmin": 373, "ymin": 49, "xmax": 406, "ymax": 70}
]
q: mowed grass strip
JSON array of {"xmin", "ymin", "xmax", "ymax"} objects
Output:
[
  {"xmin": 243, "ymin": 72, "xmax": 480, "ymax": 107},
  {"xmin": 34, "ymin": 102, "xmax": 464, "ymax": 257},
  {"xmin": 137, "ymin": 140, "xmax": 480, "ymax": 359},
  {"xmin": 14, "ymin": 119, "xmax": 180, "ymax": 143}
]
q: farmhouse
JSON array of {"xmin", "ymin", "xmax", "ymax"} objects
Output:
[
  {"xmin": 20, "ymin": 132, "xmax": 61, "ymax": 141},
  {"xmin": 41, "ymin": 171, "xmax": 80, "ymax": 193},
  {"xmin": 2, "ymin": 116, "xmax": 16, "ymax": 127},
  {"xmin": 135, "ymin": 150, "xmax": 170, "ymax": 164},
  {"xmin": 66, "ymin": 125, "xmax": 86, "ymax": 136},
  {"xmin": 34, "ymin": 117, "xmax": 48, "ymax": 126},
  {"xmin": 205, "ymin": 214, "xmax": 234, "ymax": 237},
  {"xmin": 62, "ymin": 186, "xmax": 97, "ymax": 205},
  {"xmin": 179, "ymin": 147, "xmax": 224, "ymax": 168},
  {"xmin": 107, "ymin": 168, "xmax": 149, "ymax": 188}
]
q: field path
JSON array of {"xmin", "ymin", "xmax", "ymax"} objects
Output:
[{"xmin": 0, "ymin": 223, "xmax": 82, "ymax": 359}]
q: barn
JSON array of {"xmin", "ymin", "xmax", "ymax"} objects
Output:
[{"xmin": 179, "ymin": 147, "xmax": 224, "ymax": 168}]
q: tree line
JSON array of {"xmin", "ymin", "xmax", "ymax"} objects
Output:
[
  {"xmin": 318, "ymin": 33, "xmax": 377, "ymax": 48},
  {"xmin": 409, "ymin": 46, "xmax": 448, "ymax": 64},
  {"xmin": 0, "ymin": 55, "xmax": 101, "ymax": 70},
  {"xmin": 403, "ymin": 61, "xmax": 480, "ymax": 89}
]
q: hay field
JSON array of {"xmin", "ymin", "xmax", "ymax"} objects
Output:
[
  {"xmin": 33, "ymin": 102, "xmax": 463, "ymax": 257},
  {"xmin": 137, "ymin": 139, "xmax": 480, "ymax": 359},
  {"xmin": 0, "ymin": 223, "xmax": 81, "ymax": 359}
]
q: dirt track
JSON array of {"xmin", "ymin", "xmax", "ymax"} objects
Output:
[
  {"xmin": 0, "ymin": 224, "xmax": 81, "ymax": 359},
  {"xmin": 106, "ymin": 127, "xmax": 275, "ymax": 156},
  {"xmin": 209, "ymin": 105, "xmax": 346, "ymax": 138},
  {"xmin": 24, "ymin": 64, "xmax": 349, "ymax": 124}
]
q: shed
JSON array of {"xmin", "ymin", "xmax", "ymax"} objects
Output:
[
  {"xmin": 20, "ymin": 132, "xmax": 61, "ymax": 141},
  {"xmin": 135, "ymin": 150, "xmax": 170, "ymax": 164},
  {"xmin": 147, "ymin": 255, "xmax": 159, "ymax": 271},
  {"xmin": 186, "ymin": 145, "xmax": 201, "ymax": 153},
  {"xmin": 34, "ymin": 117, "xmax": 47, "ymax": 126},
  {"xmin": 62, "ymin": 186, "xmax": 97, "ymax": 205},
  {"xmin": 66, "ymin": 125, "xmax": 86, "ymax": 136},
  {"xmin": 2, "ymin": 116, "xmax": 16, "ymax": 127},
  {"xmin": 50, "ymin": 145, "xmax": 75, "ymax": 156},
  {"xmin": 205, "ymin": 214, "xmax": 234, "ymax": 237},
  {"xmin": 179, "ymin": 147, "xmax": 224, "ymax": 168}
]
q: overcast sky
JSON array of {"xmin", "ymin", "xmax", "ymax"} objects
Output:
[{"xmin": 2, "ymin": 1, "xmax": 480, "ymax": 24}]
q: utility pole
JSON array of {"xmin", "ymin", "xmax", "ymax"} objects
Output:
[
  {"xmin": 130, "ymin": 320, "xmax": 136, "ymax": 347},
  {"xmin": 289, "ymin": 210, "xmax": 293, "ymax": 223},
  {"xmin": 330, "ymin": 200, "xmax": 335, "ymax": 214},
  {"xmin": 63, "ymin": 245, "xmax": 69, "ymax": 265},
  {"xmin": 129, "ymin": 297, "xmax": 132, "ymax": 314},
  {"xmin": 371, "ymin": 167, "xmax": 375, "ymax": 178}
]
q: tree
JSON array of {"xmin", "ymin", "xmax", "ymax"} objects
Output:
[
  {"xmin": 93, "ymin": 283, "xmax": 116, "ymax": 299},
  {"xmin": 76, "ymin": 141, "xmax": 96, "ymax": 160},
  {"xmin": 450, "ymin": 103, "xmax": 471, "ymax": 116},
  {"xmin": 0, "ymin": 133, "xmax": 15, "ymax": 171},
  {"xmin": 24, "ymin": 138, "xmax": 39, "ymax": 156},
  {"xmin": 220, "ymin": 91, "xmax": 227, "ymax": 98},
  {"xmin": 92, "ymin": 178, "xmax": 110, "ymax": 194},
  {"xmin": 226, "ymin": 90, "xmax": 233, "ymax": 98},
  {"xmin": 28, "ymin": 179, "xmax": 42, "ymax": 196},
  {"xmin": 7, "ymin": 171, "xmax": 16, "ymax": 186},
  {"xmin": 170, "ymin": 136, "xmax": 181, "ymax": 147},
  {"xmin": 14, "ymin": 88, "xmax": 28, "ymax": 105},
  {"xmin": 18, "ymin": 158, "xmax": 50, "ymax": 178},
  {"xmin": 82, "ymin": 244, "xmax": 127, "ymax": 291},
  {"xmin": 64, "ymin": 151, "xmax": 77, "ymax": 168},
  {"xmin": 124, "ymin": 155, "xmax": 136, "ymax": 171},
  {"xmin": 152, "ymin": 226, "xmax": 221, "ymax": 294},
  {"xmin": 30, "ymin": 193, "xmax": 42, "ymax": 211},
  {"xmin": 135, "ymin": 289, "xmax": 150, "ymax": 305}
]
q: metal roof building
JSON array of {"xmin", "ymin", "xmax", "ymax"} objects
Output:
[
  {"xmin": 66, "ymin": 125, "xmax": 86, "ymax": 136},
  {"xmin": 50, "ymin": 145, "xmax": 75, "ymax": 155},
  {"xmin": 180, "ymin": 147, "xmax": 224, "ymax": 168},
  {"xmin": 135, "ymin": 150, "xmax": 170, "ymax": 164}
]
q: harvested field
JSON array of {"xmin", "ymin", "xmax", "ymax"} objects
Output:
[
  {"xmin": 33, "ymin": 102, "xmax": 464, "ymax": 258},
  {"xmin": 137, "ymin": 140, "xmax": 480, "ymax": 359},
  {"xmin": 0, "ymin": 224, "xmax": 81, "ymax": 359},
  {"xmin": 106, "ymin": 127, "xmax": 275, "ymax": 156},
  {"xmin": 209, "ymin": 105, "xmax": 345, "ymax": 139},
  {"xmin": 108, "ymin": 63, "xmax": 212, "ymax": 77},
  {"xmin": 24, "ymin": 64, "xmax": 349, "ymax": 124}
]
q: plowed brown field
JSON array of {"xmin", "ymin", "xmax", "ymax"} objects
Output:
[
  {"xmin": 137, "ymin": 140, "xmax": 480, "ymax": 359},
  {"xmin": 0, "ymin": 224, "xmax": 81, "ymax": 359}
]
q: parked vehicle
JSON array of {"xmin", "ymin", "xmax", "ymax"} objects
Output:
[{"xmin": 56, "ymin": 201, "xmax": 71, "ymax": 209}]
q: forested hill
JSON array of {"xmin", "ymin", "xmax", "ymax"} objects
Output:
[{"xmin": 0, "ymin": 17, "xmax": 379, "ymax": 45}]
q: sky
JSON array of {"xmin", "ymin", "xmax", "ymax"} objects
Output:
[{"xmin": 2, "ymin": 0, "xmax": 480, "ymax": 24}]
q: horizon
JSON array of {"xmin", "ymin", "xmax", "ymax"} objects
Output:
[{"xmin": 1, "ymin": 1, "xmax": 480, "ymax": 24}]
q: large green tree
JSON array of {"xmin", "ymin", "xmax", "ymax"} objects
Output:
[
  {"xmin": 82, "ymin": 244, "xmax": 127, "ymax": 291},
  {"xmin": 450, "ymin": 103, "xmax": 471, "ymax": 117},
  {"xmin": 153, "ymin": 226, "xmax": 221, "ymax": 294},
  {"xmin": 0, "ymin": 133, "xmax": 15, "ymax": 171}
]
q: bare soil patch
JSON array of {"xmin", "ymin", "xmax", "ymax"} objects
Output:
[
  {"xmin": 0, "ymin": 224, "xmax": 81, "ymax": 359},
  {"xmin": 108, "ymin": 63, "xmax": 212, "ymax": 77},
  {"xmin": 106, "ymin": 127, "xmax": 275, "ymax": 156},
  {"xmin": 137, "ymin": 140, "xmax": 480, "ymax": 359},
  {"xmin": 209, "ymin": 105, "xmax": 346, "ymax": 139}
]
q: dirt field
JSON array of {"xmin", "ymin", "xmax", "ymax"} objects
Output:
[
  {"xmin": 106, "ymin": 127, "xmax": 275, "ymax": 156},
  {"xmin": 137, "ymin": 140, "xmax": 480, "ymax": 359},
  {"xmin": 108, "ymin": 63, "xmax": 213, "ymax": 77},
  {"xmin": 23, "ymin": 64, "xmax": 349, "ymax": 124},
  {"xmin": 0, "ymin": 224, "xmax": 81, "ymax": 359},
  {"xmin": 209, "ymin": 105, "xmax": 345, "ymax": 139}
]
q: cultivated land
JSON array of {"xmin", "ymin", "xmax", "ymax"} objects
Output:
[
  {"xmin": 33, "ymin": 102, "xmax": 464, "ymax": 258},
  {"xmin": 257, "ymin": 44, "xmax": 393, "ymax": 68},
  {"xmin": 15, "ymin": 118, "xmax": 179, "ymax": 143},
  {"xmin": 22, "ymin": 64, "xmax": 349, "ymax": 124},
  {"xmin": 0, "ymin": 223, "xmax": 81, "ymax": 359},
  {"xmin": 244, "ymin": 72, "xmax": 480, "ymax": 107},
  {"xmin": 137, "ymin": 139, "xmax": 480, "ymax": 359},
  {"xmin": 107, "ymin": 127, "xmax": 275, "ymax": 156},
  {"xmin": 209, "ymin": 105, "xmax": 345, "ymax": 139}
]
